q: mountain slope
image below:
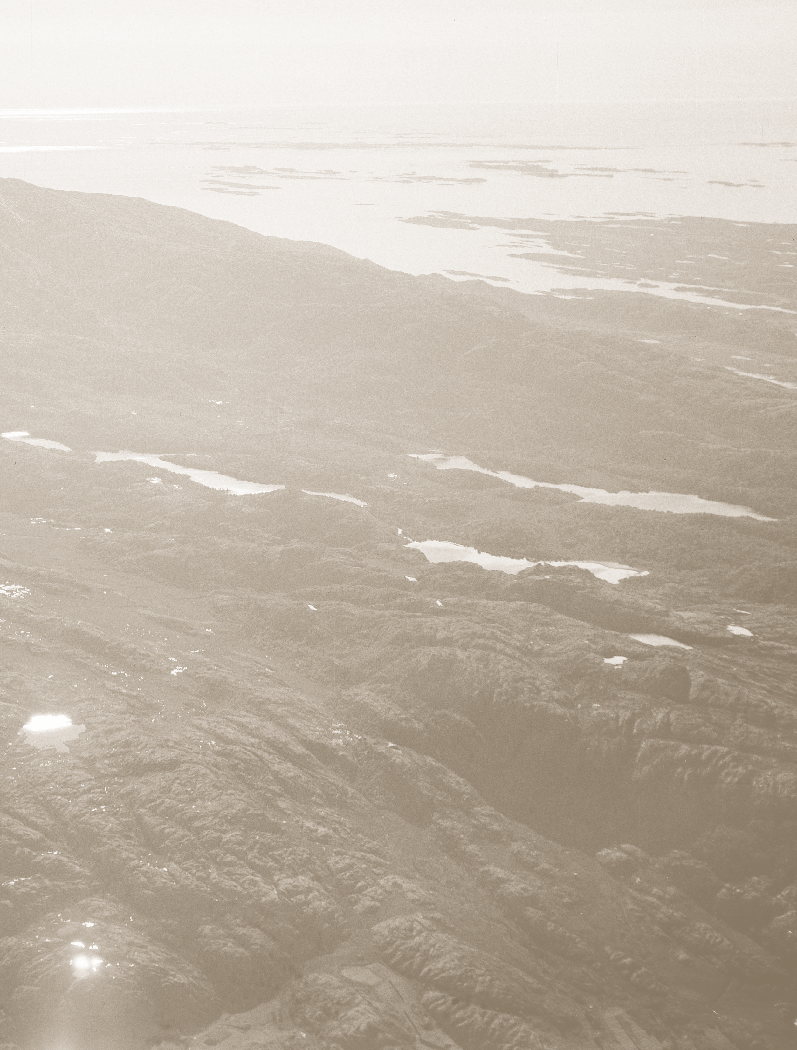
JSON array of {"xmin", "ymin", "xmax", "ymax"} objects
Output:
[{"xmin": 1, "ymin": 178, "xmax": 796, "ymax": 1050}]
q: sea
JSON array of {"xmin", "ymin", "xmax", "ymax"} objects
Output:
[{"xmin": 1, "ymin": 100, "xmax": 795, "ymax": 300}]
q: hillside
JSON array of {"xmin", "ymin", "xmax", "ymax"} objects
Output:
[{"xmin": 1, "ymin": 178, "xmax": 796, "ymax": 1050}]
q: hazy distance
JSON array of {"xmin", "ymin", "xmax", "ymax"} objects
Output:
[{"xmin": 2, "ymin": 0, "xmax": 796, "ymax": 111}]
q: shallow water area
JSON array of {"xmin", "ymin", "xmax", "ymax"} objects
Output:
[
  {"xmin": 2, "ymin": 430, "xmax": 72, "ymax": 451},
  {"xmin": 21, "ymin": 714, "xmax": 86, "ymax": 752},
  {"xmin": 406, "ymin": 539, "xmax": 646, "ymax": 584},
  {"xmin": 95, "ymin": 452, "xmax": 284, "ymax": 494},
  {"xmin": 410, "ymin": 454, "xmax": 775, "ymax": 521},
  {"xmin": 629, "ymin": 634, "xmax": 693, "ymax": 649}
]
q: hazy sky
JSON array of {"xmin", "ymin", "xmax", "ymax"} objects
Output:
[{"xmin": 1, "ymin": 0, "xmax": 795, "ymax": 109}]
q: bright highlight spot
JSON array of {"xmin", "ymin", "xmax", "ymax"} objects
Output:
[{"xmin": 24, "ymin": 714, "xmax": 72, "ymax": 732}]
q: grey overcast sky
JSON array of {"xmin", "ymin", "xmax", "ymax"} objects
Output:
[{"xmin": 1, "ymin": 0, "xmax": 795, "ymax": 110}]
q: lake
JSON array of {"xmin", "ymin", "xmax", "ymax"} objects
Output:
[
  {"xmin": 410, "ymin": 454, "xmax": 776, "ymax": 521},
  {"xmin": 21, "ymin": 714, "xmax": 86, "ymax": 752},
  {"xmin": 2, "ymin": 430, "xmax": 72, "ymax": 451},
  {"xmin": 406, "ymin": 538, "xmax": 647, "ymax": 584},
  {"xmin": 94, "ymin": 452, "xmax": 285, "ymax": 495}
]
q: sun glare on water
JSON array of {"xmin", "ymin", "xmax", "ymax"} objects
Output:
[
  {"xmin": 23, "ymin": 714, "xmax": 73, "ymax": 732},
  {"xmin": 71, "ymin": 954, "xmax": 104, "ymax": 972},
  {"xmin": 20, "ymin": 714, "xmax": 86, "ymax": 752}
]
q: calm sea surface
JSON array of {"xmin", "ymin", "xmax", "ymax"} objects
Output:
[{"xmin": 1, "ymin": 101, "xmax": 795, "ymax": 296}]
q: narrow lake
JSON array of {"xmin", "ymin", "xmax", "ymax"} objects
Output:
[
  {"xmin": 2, "ymin": 431, "xmax": 72, "ymax": 451},
  {"xmin": 302, "ymin": 490, "xmax": 368, "ymax": 507},
  {"xmin": 410, "ymin": 454, "xmax": 775, "ymax": 521},
  {"xmin": 628, "ymin": 634, "xmax": 693, "ymax": 649},
  {"xmin": 724, "ymin": 367, "xmax": 797, "ymax": 391},
  {"xmin": 95, "ymin": 452, "xmax": 285, "ymax": 495},
  {"xmin": 406, "ymin": 539, "xmax": 647, "ymax": 584}
]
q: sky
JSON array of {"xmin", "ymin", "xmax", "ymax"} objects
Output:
[{"xmin": 1, "ymin": 0, "xmax": 795, "ymax": 110}]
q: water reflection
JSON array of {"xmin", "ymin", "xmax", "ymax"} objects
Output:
[
  {"xmin": 22, "ymin": 714, "xmax": 86, "ymax": 751},
  {"xmin": 1, "ymin": 583, "xmax": 30, "ymax": 598}
]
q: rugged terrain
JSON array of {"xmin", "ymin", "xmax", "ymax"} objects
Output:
[{"xmin": 1, "ymin": 178, "xmax": 796, "ymax": 1050}]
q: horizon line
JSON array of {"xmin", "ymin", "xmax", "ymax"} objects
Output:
[{"xmin": 2, "ymin": 96, "xmax": 796, "ymax": 115}]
